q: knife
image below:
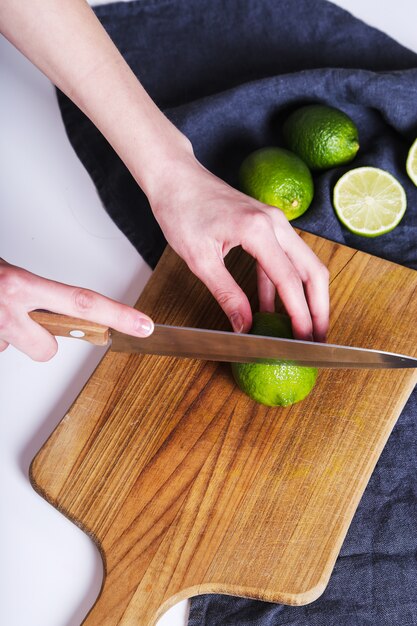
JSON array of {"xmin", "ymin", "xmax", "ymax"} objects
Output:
[{"xmin": 29, "ymin": 310, "xmax": 417, "ymax": 369}]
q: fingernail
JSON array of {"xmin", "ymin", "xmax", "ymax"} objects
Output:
[
  {"xmin": 230, "ymin": 313, "xmax": 244, "ymax": 333},
  {"xmin": 136, "ymin": 317, "xmax": 154, "ymax": 336}
]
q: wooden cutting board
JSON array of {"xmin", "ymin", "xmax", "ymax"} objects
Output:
[{"xmin": 31, "ymin": 231, "xmax": 417, "ymax": 625}]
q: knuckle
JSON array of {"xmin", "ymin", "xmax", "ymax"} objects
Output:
[
  {"xmin": 309, "ymin": 259, "xmax": 329, "ymax": 279},
  {"xmin": 319, "ymin": 263, "xmax": 330, "ymax": 282},
  {"xmin": 300, "ymin": 260, "xmax": 330, "ymax": 286},
  {"xmin": 186, "ymin": 244, "xmax": 215, "ymax": 277},
  {"xmin": 305, "ymin": 261, "xmax": 330, "ymax": 287},
  {"xmin": 114, "ymin": 307, "xmax": 130, "ymax": 328},
  {"xmin": 269, "ymin": 206, "xmax": 288, "ymax": 225},
  {"xmin": 72, "ymin": 288, "xmax": 96, "ymax": 314},
  {"xmin": 283, "ymin": 269, "xmax": 303, "ymax": 292},
  {"xmin": 0, "ymin": 266, "xmax": 26, "ymax": 301},
  {"xmin": 245, "ymin": 211, "xmax": 271, "ymax": 234},
  {"xmin": 116, "ymin": 308, "xmax": 139, "ymax": 333},
  {"xmin": 212, "ymin": 288, "xmax": 238, "ymax": 310}
]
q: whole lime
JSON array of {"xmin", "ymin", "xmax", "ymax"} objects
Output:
[
  {"xmin": 239, "ymin": 147, "xmax": 314, "ymax": 220},
  {"xmin": 231, "ymin": 312, "xmax": 318, "ymax": 407},
  {"xmin": 283, "ymin": 104, "xmax": 359, "ymax": 170}
]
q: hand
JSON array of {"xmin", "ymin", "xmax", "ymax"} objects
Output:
[
  {"xmin": 0, "ymin": 259, "xmax": 154, "ymax": 361},
  {"xmin": 151, "ymin": 157, "xmax": 329, "ymax": 342}
]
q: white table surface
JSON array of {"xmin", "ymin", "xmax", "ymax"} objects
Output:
[{"xmin": 1, "ymin": 2, "xmax": 416, "ymax": 625}]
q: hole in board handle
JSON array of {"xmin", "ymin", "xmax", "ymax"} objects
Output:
[{"xmin": 69, "ymin": 329, "xmax": 86, "ymax": 338}]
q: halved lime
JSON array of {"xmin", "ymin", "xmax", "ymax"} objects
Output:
[
  {"xmin": 333, "ymin": 167, "xmax": 406, "ymax": 237},
  {"xmin": 406, "ymin": 138, "xmax": 417, "ymax": 187}
]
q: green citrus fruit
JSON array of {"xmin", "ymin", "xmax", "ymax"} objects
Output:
[
  {"xmin": 239, "ymin": 147, "xmax": 314, "ymax": 220},
  {"xmin": 231, "ymin": 312, "xmax": 318, "ymax": 407},
  {"xmin": 333, "ymin": 166, "xmax": 407, "ymax": 237},
  {"xmin": 283, "ymin": 104, "xmax": 359, "ymax": 170},
  {"xmin": 406, "ymin": 138, "xmax": 417, "ymax": 186}
]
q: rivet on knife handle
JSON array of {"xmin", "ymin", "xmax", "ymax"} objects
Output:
[{"xmin": 29, "ymin": 311, "xmax": 110, "ymax": 346}]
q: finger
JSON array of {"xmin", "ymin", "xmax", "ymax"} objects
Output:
[
  {"xmin": 256, "ymin": 263, "xmax": 276, "ymax": 313},
  {"xmin": 242, "ymin": 222, "xmax": 313, "ymax": 340},
  {"xmin": 6, "ymin": 316, "xmax": 58, "ymax": 362},
  {"xmin": 274, "ymin": 228, "xmax": 330, "ymax": 342},
  {"xmin": 304, "ymin": 275, "xmax": 329, "ymax": 342},
  {"xmin": 0, "ymin": 339, "xmax": 9, "ymax": 352},
  {"xmin": 188, "ymin": 249, "xmax": 252, "ymax": 333},
  {"xmin": 28, "ymin": 277, "xmax": 154, "ymax": 337}
]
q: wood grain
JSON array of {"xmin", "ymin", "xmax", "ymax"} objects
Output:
[
  {"xmin": 30, "ymin": 232, "xmax": 417, "ymax": 625},
  {"xmin": 29, "ymin": 311, "xmax": 110, "ymax": 346}
]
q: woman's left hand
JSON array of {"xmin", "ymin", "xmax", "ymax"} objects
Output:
[{"xmin": 150, "ymin": 156, "xmax": 329, "ymax": 342}]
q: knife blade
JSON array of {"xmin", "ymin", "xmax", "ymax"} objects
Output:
[{"xmin": 30, "ymin": 311, "xmax": 417, "ymax": 369}]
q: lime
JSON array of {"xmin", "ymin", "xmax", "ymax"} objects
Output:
[
  {"xmin": 333, "ymin": 166, "xmax": 407, "ymax": 237},
  {"xmin": 283, "ymin": 104, "xmax": 359, "ymax": 170},
  {"xmin": 239, "ymin": 147, "xmax": 314, "ymax": 220},
  {"xmin": 406, "ymin": 138, "xmax": 417, "ymax": 186},
  {"xmin": 231, "ymin": 312, "xmax": 318, "ymax": 407}
]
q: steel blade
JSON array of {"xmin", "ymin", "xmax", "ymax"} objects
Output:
[{"xmin": 110, "ymin": 324, "xmax": 417, "ymax": 369}]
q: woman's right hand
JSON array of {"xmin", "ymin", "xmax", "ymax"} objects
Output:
[{"xmin": 0, "ymin": 259, "xmax": 154, "ymax": 361}]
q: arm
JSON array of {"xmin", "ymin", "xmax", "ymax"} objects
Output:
[{"xmin": 0, "ymin": 0, "xmax": 329, "ymax": 361}]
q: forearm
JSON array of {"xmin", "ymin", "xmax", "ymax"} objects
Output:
[
  {"xmin": 0, "ymin": 0, "xmax": 330, "ymax": 343},
  {"xmin": 0, "ymin": 0, "xmax": 193, "ymax": 198}
]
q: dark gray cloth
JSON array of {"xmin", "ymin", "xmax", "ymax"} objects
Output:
[{"xmin": 55, "ymin": 0, "xmax": 417, "ymax": 623}]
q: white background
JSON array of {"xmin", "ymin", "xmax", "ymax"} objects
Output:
[{"xmin": 1, "ymin": 2, "xmax": 416, "ymax": 625}]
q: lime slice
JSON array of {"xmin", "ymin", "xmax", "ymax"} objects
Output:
[
  {"xmin": 406, "ymin": 138, "xmax": 417, "ymax": 186},
  {"xmin": 333, "ymin": 166, "xmax": 406, "ymax": 237}
]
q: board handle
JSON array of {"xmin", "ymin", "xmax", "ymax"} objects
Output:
[{"xmin": 29, "ymin": 311, "xmax": 110, "ymax": 346}]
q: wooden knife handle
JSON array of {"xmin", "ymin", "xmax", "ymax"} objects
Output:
[{"xmin": 29, "ymin": 311, "xmax": 110, "ymax": 346}]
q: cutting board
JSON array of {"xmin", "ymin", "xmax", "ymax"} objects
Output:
[{"xmin": 31, "ymin": 231, "xmax": 417, "ymax": 625}]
